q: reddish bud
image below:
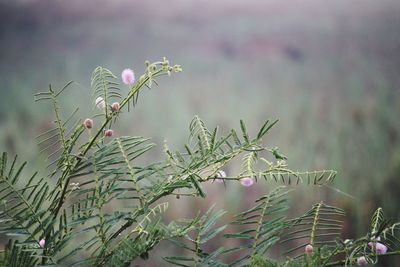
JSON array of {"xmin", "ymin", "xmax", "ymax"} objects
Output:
[
  {"xmin": 83, "ymin": 118, "xmax": 93, "ymax": 129},
  {"xmin": 105, "ymin": 129, "xmax": 114, "ymax": 137},
  {"xmin": 305, "ymin": 244, "xmax": 313, "ymax": 254},
  {"xmin": 111, "ymin": 102, "xmax": 120, "ymax": 112}
]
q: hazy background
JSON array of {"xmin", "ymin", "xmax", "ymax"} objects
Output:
[{"xmin": 1, "ymin": 0, "xmax": 400, "ymax": 265}]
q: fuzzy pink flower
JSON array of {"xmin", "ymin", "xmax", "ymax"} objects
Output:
[
  {"xmin": 95, "ymin": 97, "xmax": 106, "ymax": 109},
  {"xmin": 240, "ymin": 177, "xmax": 254, "ymax": 187},
  {"xmin": 105, "ymin": 129, "xmax": 114, "ymax": 137},
  {"xmin": 121, "ymin": 68, "xmax": 135, "ymax": 85},
  {"xmin": 83, "ymin": 118, "xmax": 93, "ymax": 129},
  {"xmin": 375, "ymin": 242, "xmax": 388, "ymax": 254},
  {"xmin": 305, "ymin": 244, "xmax": 313, "ymax": 254},
  {"xmin": 356, "ymin": 256, "xmax": 367, "ymax": 266},
  {"xmin": 368, "ymin": 241, "xmax": 387, "ymax": 254},
  {"xmin": 111, "ymin": 102, "xmax": 120, "ymax": 112},
  {"xmin": 39, "ymin": 239, "xmax": 45, "ymax": 248}
]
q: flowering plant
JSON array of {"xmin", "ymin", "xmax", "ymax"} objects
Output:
[{"xmin": 0, "ymin": 58, "xmax": 399, "ymax": 266}]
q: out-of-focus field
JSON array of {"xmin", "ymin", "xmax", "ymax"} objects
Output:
[{"xmin": 1, "ymin": 0, "xmax": 400, "ymax": 265}]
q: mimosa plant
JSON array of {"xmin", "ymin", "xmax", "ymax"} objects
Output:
[{"xmin": 0, "ymin": 58, "xmax": 399, "ymax": 266}]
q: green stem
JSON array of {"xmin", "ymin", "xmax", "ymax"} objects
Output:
[
  {"xmin": 44, "ymin": 69, "xmax": 157, "ymax": 265},
  {"xmin": 252, "ymin": 195, "xmax": 270, "ymax": 253},
  {"xmin": 310, "ymin": 202, "xmax": 322, "ymax": 246},
  {"xmin": 51, "ymin": 71, "xmax": 154, "ymax": 218}
]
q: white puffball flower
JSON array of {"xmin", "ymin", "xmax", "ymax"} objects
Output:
[{"xmin": 95, "ymin": 97, "xmax": 106, "ymax": 109}]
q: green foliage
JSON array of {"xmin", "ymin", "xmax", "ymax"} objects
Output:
[
  {"xmin": 249, "ymin": 254, "xmax": 278, "ymax": 267},
  {"xmin": 224, "ymin": 187, "xmax": 289, "ymax": 266},
  {"xmin": 0, "ymin": 240, "xmax": 38, "ymax": 267},
  {"xmin": 1, "ymin": 57, "xmax": 399, "ymax": 267},
  {"xmin": 282, "ymin": 202, "xmax": 345, "ymax": 255},
  {"xmin": 91, "ymin": 67, "xmax": 121, "ymax": 102},
  {"xmin": 164, "ymin": 205, "xmax": 227, "ymax": 266},
  {"xmin": 0, "ymin": 152, "xmax": 50, "ymax": 250}
]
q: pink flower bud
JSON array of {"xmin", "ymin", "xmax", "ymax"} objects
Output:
[
  {"xmin": 111, "ymin": 102, "xmax": 120, "ymax": 112},
  {"xmin": 368, "ymin": 241, "xmax": 388, "ymax": 254},
  {"xmin": 121, "ymin": 68, "xmax": 135, "ymax": 85},
  {"xmin": 305, "ymin": 244, "xmax": 313, "ymax": 254},
  {"xmin": 357, "ymin": 256, "xmax": 367, "ymax": 266},
  {"xmin": 375, "ymin": 242, "xmax": 388, "ymax": 254},
  {"xmin": 39, "ymin": 239, "xmax": 45, "ymax": 248},
  {"xmin": 95, "ymin": 97, "xmax": 106, "ymax": 109},
  {"xmin": 240, "ymin": 177, "xmax": 254, "ymax": 187},
  {"xmin": 83, "ymin": 118, "xmax": 93, "ymax": 129},
  {"xmin": 105, "ymin": 129, "xmax": 114, "ymax": 137}
]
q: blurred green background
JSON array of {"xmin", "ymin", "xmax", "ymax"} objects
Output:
[{"xmin": 1, "ymin": 0, "xmax": 400, "ymax": 265}]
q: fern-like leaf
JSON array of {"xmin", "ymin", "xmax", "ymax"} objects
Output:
[
  {"xmin": 100, "ymin": 203, "xmax": 169, "ymax": 266},
  {"xmin": 381, "ymin": 222, "xmax": 400, "ymax": 253},
  {"xmin": 281, "ymin": 202, "xmax": 345, "ymax": 256},
  {"xmin": 241, "ymin": 151, "xmax": 258, "ymax": 178},
  {"xmin": 0, "ymin": 152, "xmax": 49, "ymax": 240},
  {"xmin": 165, "ymin": 205, "xmax": 227, "ymax": 266},
  {"xmin": 0, "ymin": 240, "xmax": 38, "ymax": 267},
  {"xmin": 224, "ymin": 187, "xmax": 289, "ymax": 266},
  {"xmin": 370, "ymin": 208, "xmax": 398, "ymax": 253},
  {"xmin": 91, "ymin": 66, "xmax": 121, "ymax": 116},
  {"xmin": 189, "ymin": 115, "xmax": 212, "ymax": 152},
  {"xmin": 260, "ymin": 169, "xmax": 337, "ymax": 186},
  {"xmin": 35, "ymin": 83, "xmax": 84, "ymax": 175},
  {"xmin": 370, "ymin": 207, "xmax": 385, "ymax": 237}
]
